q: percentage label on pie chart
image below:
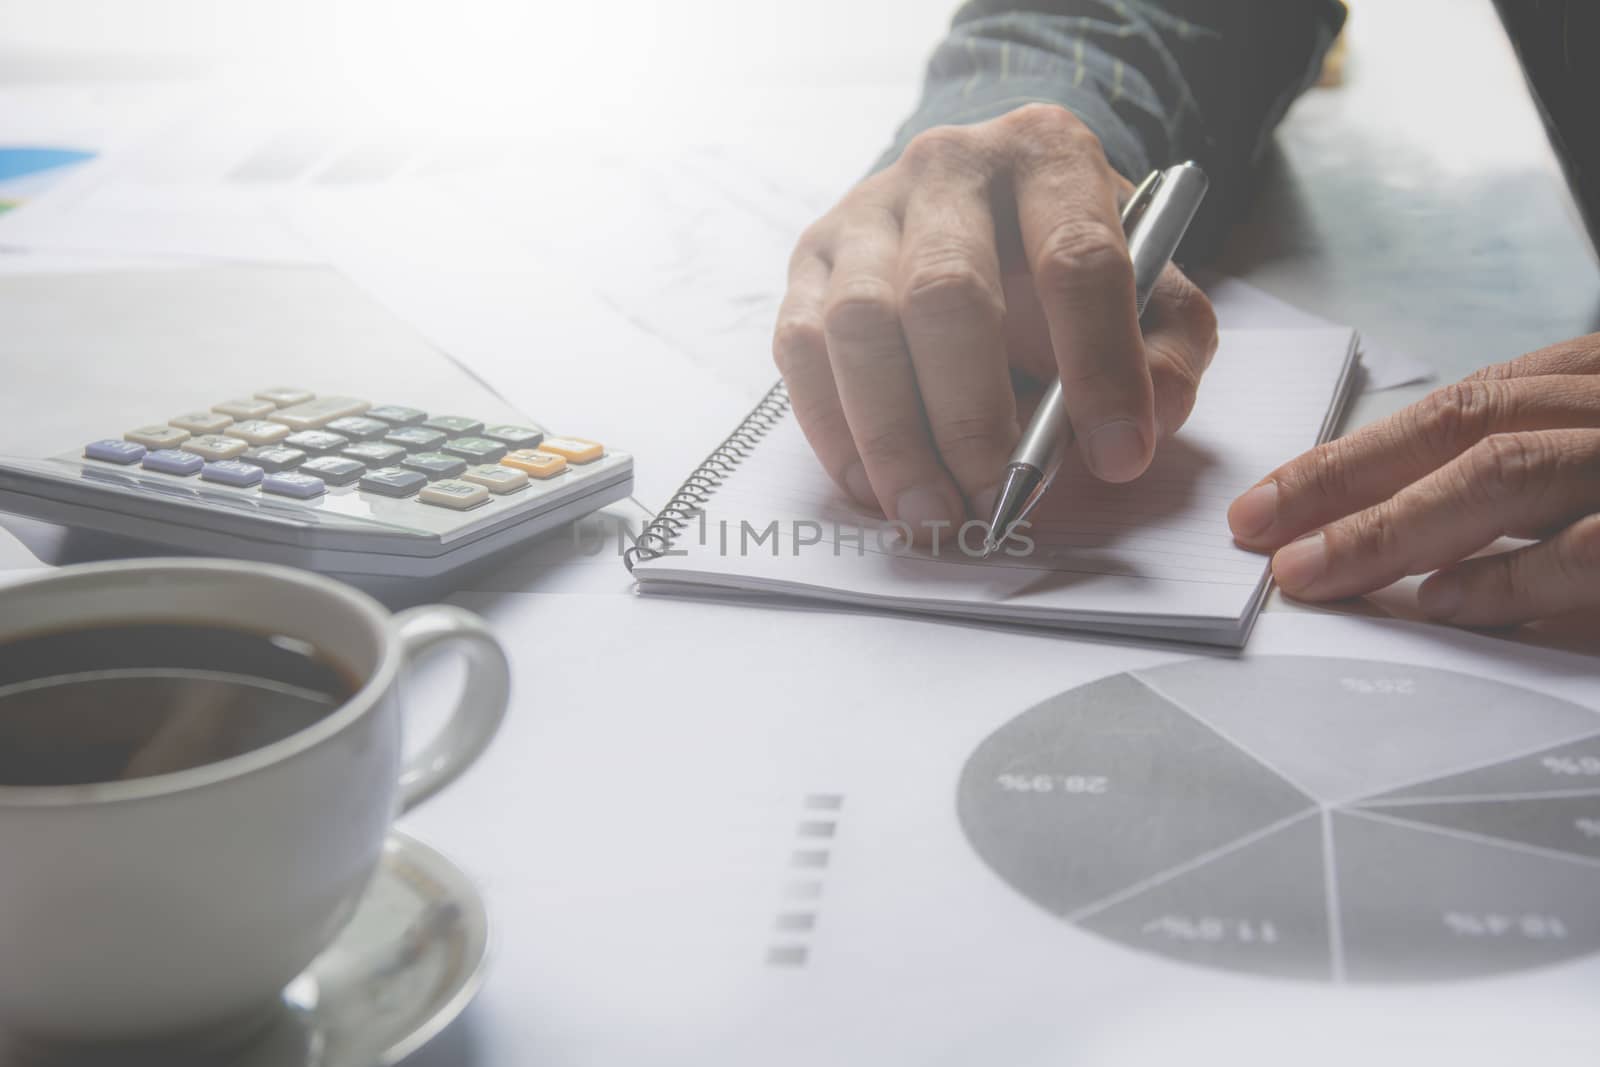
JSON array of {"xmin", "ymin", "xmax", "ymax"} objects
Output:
[{"xmin": 956, "ymin": 656, "xmax": 1600, "ymax": 982}]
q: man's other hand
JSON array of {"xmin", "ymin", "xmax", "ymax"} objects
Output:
[
  {"xmin": 773, "ymin": 105, "xmax": 1218, "ymax": 542},
  {"xmin": 1230, "ymin": 334, "xmax": 1600, "ymax": 625}
]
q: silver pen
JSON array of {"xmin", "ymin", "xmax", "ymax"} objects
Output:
[{"xmin": 981, "ymin": 161, "xmax": 1210, "ymax": 556}]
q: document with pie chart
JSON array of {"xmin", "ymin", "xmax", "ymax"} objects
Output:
[{"xmin": 958, "ymin": 654, "xmax": 1600, "ymax": 983}]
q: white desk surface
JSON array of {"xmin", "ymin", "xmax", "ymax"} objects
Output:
[{"xmin": 0, "ymin": 0, "xmax": 1598, "ymax": 1061}]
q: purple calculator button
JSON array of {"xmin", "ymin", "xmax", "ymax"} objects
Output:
[
  {"xmin": 261, "ymin": 471, "xmax": 325, "ymax": 499},
  {"xmin": 201, "ymin": 460, "xmax": 265, "ymax": 487},
  {"xmin": 141, "ymin": 449, "xmax": 204, "ymax": 476},
  {"xmin": 85, "ymin": 439, "xmax": 146, "ymax": 465}
]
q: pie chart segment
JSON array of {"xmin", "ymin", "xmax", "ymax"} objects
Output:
[
  {"xmin": 1364, "ymin": 731, "xmax": 1600, "ymax": 805},
  {"xmin": 956, "ymin": 672, "xmax": 1315, "ymax": 920},
  {"xmin": 1077, "ymin": 810, "xmax": 1333, "ymax": 981},
  {"xmin": 1349, "ymin": 794, "xmax": 1600, "ymax": 864},
  {"xmin": 1332, "ymin": 810, "xmax": 1600, "ymax": 982},
  {"xmin": 1131, "ymin": 656, "xmax": 1600, "ymax": 806}
]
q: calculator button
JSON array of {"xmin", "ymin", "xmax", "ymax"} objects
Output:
[
  {"xmin": 325, "ymin": 416, "xmax": 389, "ymax": 441},
  {"xmin": 261, "ymin": 472, "xmax": 326, "ymax": 499},
  {"xmin": 422, "ymin": 415, "xmax": 484, "ymax": 437},
  {"xmin": 299, "ymin": 456, "xmax": 364, "ymax": 486},
  {"xmin": 255, "ymin": 387, "xmax": 315, "ymax": 408},
  {"xmin": 201, "ymin": 460, "xmax": 264, "ymax": 488},
  {"xmin": 169, "ymin": 411, "xmax": 234, "ymax": 435},
  {"xmin": 213, "ymin": 397, "xmax": 277, "ymax": 420},
  {"xmin": 181, "ymin": 434, "xmax": 248, "ymax": 462},
  {"xmin": 365, "ymin": 405, "xmax": 428, "ymax": 426},
  {"xmin": 384, "ymin": 426, "xmax": 448, "ymax": 452},
  {"xmin": 268, "ymin": 397, "xmax": 370, "ymax": 431},
  {"xmin": 401, "ymin": 451, "xmax": 468, "ymax": 480},
  {"xmin": 342, "ymin": 441, "xmax": 406, "ymax": 466},
  {"xmin": 224, "ymin": 419, "xmax": 291, "ymax": 446},
  {"xmin": 535, "ymin": 436, "xmax": 603, "ymax": 463},
  {"xmin": 441, "ymin": 436, "xmax": 507, "ymax": 463},
  {"xmin": 359, "ymin": 467, "xmax": 427, "ymax": 497},
  {"xmin": 482, "ymin": 424, "xmax": 544, "ymax": 449},
  {"xmin": 242, "ymin": 445, "xmax": 306, "ymax": 472},
  {"xmin": 462, "ymin": 464, "xmax": 529, "ymax": 493},
  {"xmin": 419, "ymin": 480, "xmax": 490, "ymax": 510},
  {"xmin": 125, "ymin": 425, "xmax": 190, "ymax": 450},
  {"xmin": 85, "ymin": 439, "xmax": 146, "ymax": 465},
  {"xmin": 142, "ymin": 449, "xmax": 204, "ymax": 476},
  {"xmin": 283, "ymin": 430, "xmax": 349, "ymax": 455},
  {"xmin": 501, "ymin": 449, "xmax": 567, "ymax": 478}
]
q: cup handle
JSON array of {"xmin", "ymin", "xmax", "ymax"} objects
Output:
[{"xmin": 392, "ymin": 604, "xmax": 510, "ymax": 812}]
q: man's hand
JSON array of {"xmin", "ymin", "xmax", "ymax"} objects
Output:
[
  {"xmin": 774, "ymin": 104, "xmax": 1218, "ymax": 541},
  {"xmin": 1229, "ymin": 334, "xmax": 1600, "ymax": 625}
]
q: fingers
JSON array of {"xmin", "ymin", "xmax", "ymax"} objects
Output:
[
  {"xmin": 1141, "ymin": 264, "xmax": 1218, "ymax": 441},
  {"xmin": 1006, "ymin": 105, "xmax": 1155, "ymax": 482},
  {"xmin": 821, "ymin": 206, "xmax": 966, "ymax": 536},
  {"xmin": 775, "ymin": 251, "xmax": 875, "ymax": 508},
  {"xmin": 1418, "ymin": 513, "xmax": 1600, "ymax": 626},
  {"xmin": 1230, "ymin": 374, "xmax": 1600, "ymax": 548},
  {"xmin": 1270, "ymin": 429, "xmax": 1600, "ymax": 602},
  {"xmin": 896, "ymin": 146, "xmax": 1017, "ymax": 516},
  {"xmin": 1468, "ymin": 331, "xmax": 1600, "ymax": 381}
]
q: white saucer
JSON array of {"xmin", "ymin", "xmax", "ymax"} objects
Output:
[{"xmin": 2, "ymin": 830, "xmax": 488, "ymax": 1067}]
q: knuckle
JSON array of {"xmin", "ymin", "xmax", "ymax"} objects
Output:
[
  {"xmin": 1349, "ymin": 500, "xmax": 1405, "ymax": 562},
  {"xmin": 931, "ymin": 411, "xmax": 1017, "ymax": 465},
  {"xmin": 1295, "ymin": 438, "xmax": 1360, "ymax": 503},
  {"xmin": 1468, "ymin": 432, "xmax": 1549, "ymax": 499},
  {"xmin": 1033, "ymin": 221, "xmax": 1131, "ymax": 296},
  {"xmin": 900, "ymin": 256, "xmax": 1003, "ymax": 323},
  {"xmin": 1562, "ymin": 513, "xmax": 1600, "ymax": 571},
  {"xmin": 853, "ymin": 423, "xmax": 924, "ymax": 469},
  {"xmin": 771, "ymin": 315, "xmax": 827, "ymax": 376},
  {"xmin": 822, "ymin": 279, "xmax": 900, "ymax": 343},
  {"xmin": 1004, "ymin": 103, "xmax": 1097, "ymax": 152},
  {"xmin": 1407, "ymin": 380, "xmax": 1495, "ymax": 456},
  {"xmin": 898, "ymin": 125, "xmax": 982, "ymax": 174}
]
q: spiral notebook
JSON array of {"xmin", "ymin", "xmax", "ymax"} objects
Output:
[{"xmin": 627, "ymin": 327, "xmax": 1360, "ymax": 646}]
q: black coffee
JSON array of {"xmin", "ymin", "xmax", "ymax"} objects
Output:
[{"xmin": 0, "ymin": 622, "xmax": 358, "ymax": 787}]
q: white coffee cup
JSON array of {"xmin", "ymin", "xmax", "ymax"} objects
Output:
[{"xmin": 0, "ymin": 558, "xmax": 509, "ymax": 1046}]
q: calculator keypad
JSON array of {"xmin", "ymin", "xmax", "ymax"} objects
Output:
[
  {"xmin": 262, "ymin": 472, "xmax": 325, "ymax": 499},
  {"xmin": 170, "ymin": 411, "xmax": 234, "ymax": 435},
  {"xmin": 225, "ymin": 420, "xmax": 291, "ymax": 446},
  {"xmin": 126, "ymin": 425, "xmax": 190, "ymax": 450},
  {"xmin": 419, "ymin": 480, "xmax": 489, "ymax": 510},
  {"xmin": 401, "ymin": 452, "xmax": 468, "ymax": 481},
  {"xmin": 142, "ymin": 449, "xmax": 203, "ymax": 476},
  {"xmin": 299, "ymin": 456, "xmax": 364, "ymax": 486},
  {"xmin": 213, "ymin": 397, "xmax": 277, "ymax": 420},
  {"xmin": 83, "ymin": 391, "xmax": 610, "ymax": 519},
  {"xmin": 243, "ymin": 445, "xmax": 306, "ymax": 472},
  {"xmin": 283, "ymin": 430, "xmax": 349, "ymax": 456},
  {"xmin": 359, "ymin": 467, "xmax": 427, "ymax": 498}
]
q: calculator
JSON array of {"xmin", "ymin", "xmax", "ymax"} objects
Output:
[{"xmin": 0, "ymin": 388, "xmax": 632, "ymax": 589}]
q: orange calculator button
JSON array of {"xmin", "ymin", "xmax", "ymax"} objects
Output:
[
  {"xmin": 535, "ymin": 436, "xmax": 603, "ymax": 463},
  {"xmin": 500, "ymin": 449, "xmax": 567, "ymax": 478}
]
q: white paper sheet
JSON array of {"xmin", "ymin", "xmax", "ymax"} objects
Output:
[{"xmin": 398, "ymin": 595, "xmax": 1600, "ymax": 1067}]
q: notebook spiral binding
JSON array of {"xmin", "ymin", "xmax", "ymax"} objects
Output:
[{"xmin": 623, "ymin": 380, "xmax": 793, "ymax": 571}]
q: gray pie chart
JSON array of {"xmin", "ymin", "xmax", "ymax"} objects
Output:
[{"xmin": 957, "ymin": 656, "xmax": 1600, "ymax": 983}]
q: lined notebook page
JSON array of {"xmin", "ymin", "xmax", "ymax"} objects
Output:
[{"xmin": 634, "ymin": 327, "xmax": 1357, "ymax": 638}]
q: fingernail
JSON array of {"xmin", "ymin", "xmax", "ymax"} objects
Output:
[
  {"xmin": 1229, "ymin": 481, "xmax": 1279, "ymax": 541},
  {"xmin": 1272, "ymin": 531, "xmax": 1327, "ymax": 592},
  {"xmin": 843, "ymin": 461, "xmax": 875, "ymax": 508},
  {"xmin": 1085, "ymin": 419, "xmax": 1149, "ymax": 482},
  {"xmin": 972, "ymin": 484, "xmax": 1001, "ymax": 520},
  {"xmin": 1418, "ymin": 573, "xmax": 1463, "ymax": 620},
  {"xmin": 894, "ymin": 485, "xmax": 955, "ymax": 540}
]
